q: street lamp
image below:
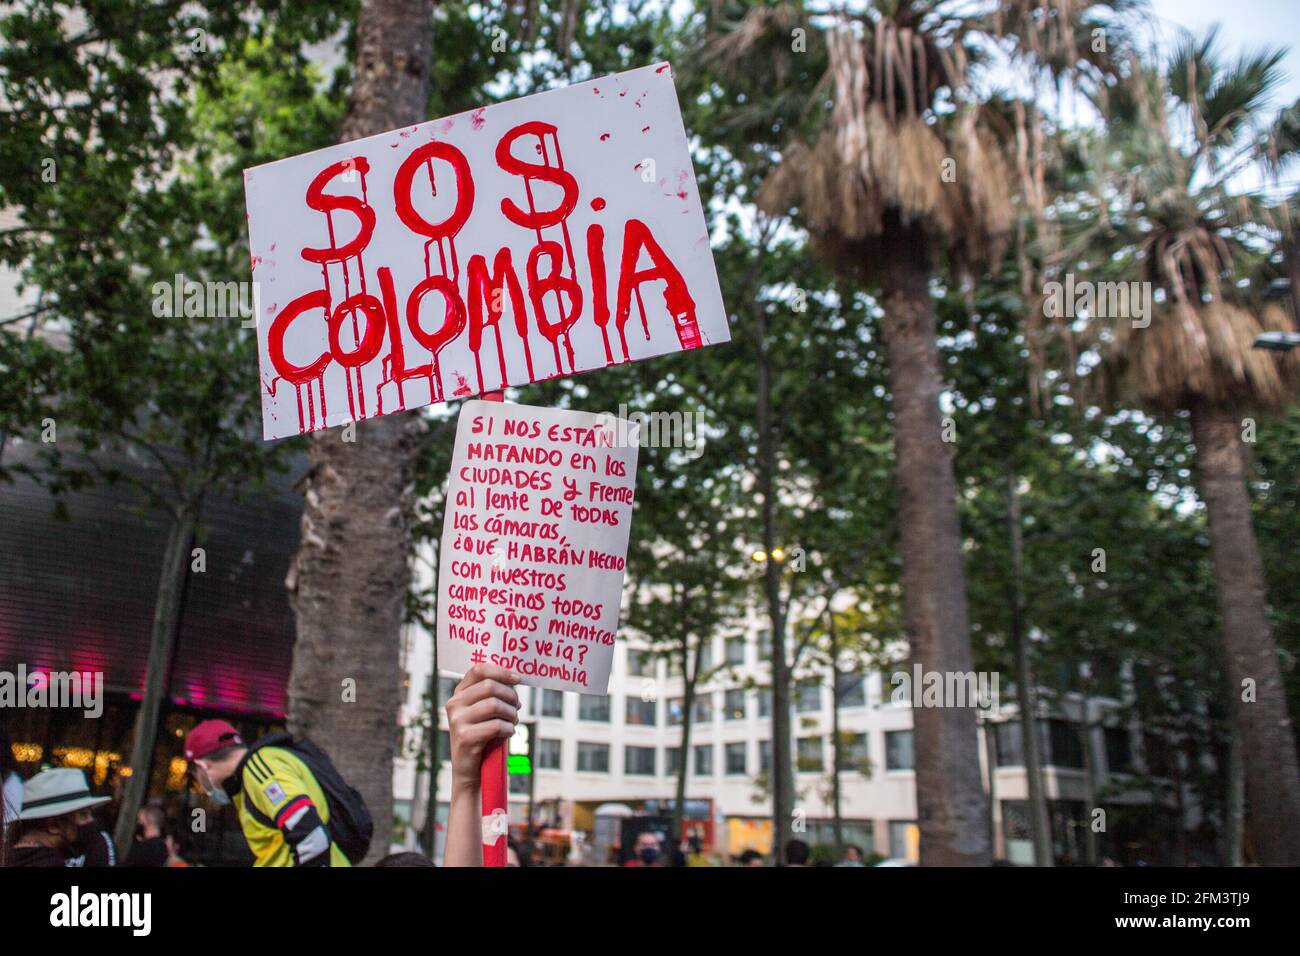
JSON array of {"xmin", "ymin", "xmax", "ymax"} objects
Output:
[
  {"xmin": 1253, "ymin": 331, "xmax": 1300, "ymax": 352},
  {"xmin": 751, "ymin": 547, "xmax": 786, "ymax": 564}
]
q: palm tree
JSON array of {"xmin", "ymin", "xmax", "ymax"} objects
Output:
[
  {"xmin": 1059, "ymin": 30, "xmax": 1300, "ymax": 864},
  {"xmin": 707, "ymin": 0, "xmax": 1128, "ymax": 865},
  {"xmin": 286, "ymin": 0, "xmax": 435, "ymax": 864}
]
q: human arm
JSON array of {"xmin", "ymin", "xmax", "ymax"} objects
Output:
[{"xmin": 442, "ymin": 664, "xmax": 520, "ymax": 867}]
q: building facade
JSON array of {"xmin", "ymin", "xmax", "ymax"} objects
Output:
[{"xmin": 395, "ymin": 602, "xmax": 1172, "ymax": 865}]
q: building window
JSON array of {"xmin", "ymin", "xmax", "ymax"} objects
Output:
[
  {"xmin": 665, "ymin": 746, "xmax": 681, "ymax": 776},
  {"xmin": 625, "ymin": 696, "xmax": 657, "ymax": 727},
  {"xmin": 724, "ymin": 689, "xmax": 746, "ymax": 721},
  {"xmin": 759, "ymin": 739, "xmax": 772, "ymax": 773},
  {"xmin": 725, "ymin": 742, "xmax": 747, "ymax": 775},
  {"xmin": 577, "ymin": 742, "xmax": 609, "ymax": 773},
  {"xmin": 509, "ymin": 773, "xmax": 529, "ymax": 795},
  {"xmin": 842, "ymin": 732, "xmax": 869, "ymax": 770},
  {"xmin": 438, "ymin": 729, "xmax": 451, "ymax": 765},
  {"xmin": 667, "ymin": 697, "xmax": 684, "ymax": 726},
  {"xmin": 625, "ymin": 745, "xmax": 656, "ymax": 776},
  {"xmin": 757, "ymin": 629, "xmax": 772, "ymax": 660},
  {"xmin": 537, "ymin": 738, "xmax": 561, "ymax": 770},
  {"xmin": 797, "ymin": 736, "xmax": 824, "ymax": 773},
  {"xmin": 836, "ymin": 673, "xmax": 866, "ymax": 708},
  {"xmin": 1044, "ymin": 719, "xmax": 1085, "ymax": 769},
  {"xmin": 996, "ymin": 719, "xmax": 1085, "ymax": 770},
  {"xmin": 881, "ymin": 667, "xmax": 908, "ymax": 704},
  {"xmin": 758, "ymin": 688, "xmax": 772, "ymax": 718},
  {"xmin": 1143, "ymin": 732, "xmax": 1175, "ymax": 778},
  {"xmin": 795, "ymin": 679, "xmax": 822, "ymax": 713},
  {"xmin": 697, "ymin": 639, "xmax": 715, "ymax": 674},
  {"xmin": 1104, "ymin": 727, "xmax": 1133, "ymax": 774},
  {"xmin": 693, "ymin": 693, "xmax": 713, "ymax": 724},
  {"xmin": 693, "ymin": 744, "xmax": 714, "ymax": 776},
  {"xmin": 725, "ymin": 637, "xmax": 746, "ymax": 666},
  {"xmin": 627, "ymin": 648, "xmax": 653, "ymax": 678},
  {"xmin": 438, "ymin": 676, "xmax": 459, "ymax": 703},
  {"xmin": 541, "ymin": 689, "xmax": 564, "ymax": 719},
  {"xmin": 888, "ymin": 821, "xmax": 917, "ymax": 861},
  {"xmin": 579, "ymin": 694, "xmax": 610, "ymax": 723},
  {"xmin": 885, "ymin": 730, "xmax": 914, "ymax": 771}
]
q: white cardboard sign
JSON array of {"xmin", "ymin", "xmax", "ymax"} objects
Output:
[
  {"xmin": 437, "ymin": 400, "xmax": 638, "ymax": 694},
  {"xmin": 244, "ymin": 62, "xmax": 728, "ymax": 440}
]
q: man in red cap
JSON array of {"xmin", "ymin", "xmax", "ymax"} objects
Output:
[
  {"xmin": 184, "ymin": 719, "xmax": 351, "ymax": 867},
  {"xmin": 185, "ymin": 661, "xmax": 521, "ymax": 866}
]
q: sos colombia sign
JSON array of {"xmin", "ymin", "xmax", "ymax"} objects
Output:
[{"xmin": 244, "ymin": 62, "xmax": 728, "ymax": 441}]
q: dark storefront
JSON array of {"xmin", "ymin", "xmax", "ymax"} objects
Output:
[{"xmin": 0, "ymin": 441, "xmax": 304, "ymax": 863}]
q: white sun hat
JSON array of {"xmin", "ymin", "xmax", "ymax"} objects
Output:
[{"xmin": 19, "ymin": 767, "xmax": 110, "ymax": 820}]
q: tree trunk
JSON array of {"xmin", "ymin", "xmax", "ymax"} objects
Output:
[
  {"xmin": 754, "ymin": 282, "xmax": 794, "ymax": 863},
  {"xmin": 672, "ymin": 639, "xmax": 700, "ymax": 855},
  {"xmin": 286, "ymin": 0, "xmax": 435, "ymax": 866},
  {"xmin": 420, "ymin": 623, "xmax": 441, "ymax": 857},
  {"xmin": 983, "ymin": 717, "xmax": 999, "ymax": 858},
  {"xmin": 1225, "ymin": 721, "xmax": 1245, "ymax": 866},
  {"xmin": 1190, "ymin": 401, "xmax": 1300, "ymax": 865},
  {"xmin": 1075, "ymin": 702, "xmax": 1099, "ymax": 866},
  {"xmin": 1007, "ymin": 472, "xmax": 1053, "ymax": 867},
  {"xmin": 827, "ymin": 604, "xmax": 844, "ymax": 857},
  {"xmin": 1285, "ymin": 235, "xmax": 1300, "ymax": 332},
  {"xmin": 114, "ymin": 505, "xmax": 197, "ymax": 856},
  {"xmin": 877, "ymin": 217, "xmax": 989, "ymax": 865}
]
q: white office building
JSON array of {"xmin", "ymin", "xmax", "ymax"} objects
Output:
[{"xmin": 394, "ymin": 590, "xmax": 1166, "ymax": 864}]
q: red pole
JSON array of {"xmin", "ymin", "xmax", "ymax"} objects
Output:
[{"xmin": 478, "ymin": 390, "xmax": 509, "ymax": 867}]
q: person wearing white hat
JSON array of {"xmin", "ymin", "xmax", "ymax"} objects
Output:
[{"xmin": 4, "ymin": 767, "xmax": 115, "ymax": 868}]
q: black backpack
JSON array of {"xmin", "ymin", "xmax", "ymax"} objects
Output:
[{"xmin": 243, "ymin": 732, "xmax": 373, "ymax": 865}]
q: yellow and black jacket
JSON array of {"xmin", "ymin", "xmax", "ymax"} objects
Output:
[{"xmin": 229, "ymin": 745, "xmax": 351, "ymax": 867}]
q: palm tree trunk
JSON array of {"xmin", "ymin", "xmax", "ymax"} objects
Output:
[
  {"xmin": 286, "ymin": 0, "xmax": 435, "ymax": 865},
  {"xmin": 877, "ymin": 216, "xmax": 989, "ymax": 865},
  {"xmin": 1225, "ymin": 721, "xmax": 1245, "ymax": 866},
  {"xmin": 1190, "ymin": 400, "xmax": 1300, "ymax": 865}
]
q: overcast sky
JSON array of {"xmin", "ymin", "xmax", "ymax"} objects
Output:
[{"xmin": 1151, "ymin": 0, "xmax": 1300, "ymax": 109}]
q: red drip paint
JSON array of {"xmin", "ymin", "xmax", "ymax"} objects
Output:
[
  {"xmin": 586, "ymin": 223, "xmax": 614, "ymax": 365},
  {"xmin": 471, "ymin": 108, "xmax": 487, "ymax": 131},
  {"xmin": 452, "ymin": 371, "xmax": 472, "ymax": 397},
  {"xmin": 591, "ymin": 197, "xmax": 606, "ymax": 211},
  {"xmin": 467, "ymin": 249, "xmax": 524, "ymax": 390},
  {"xmin": 600, "ymin": 133, "xmax": 611, "ymax": 141},
  {"xmin": 527, "ymin": 241, "xmax": 581, "ymax": 373},
  {"xmin": 496, "ymin": 121, "xmax": 582, "ymax": 376},
  {"xmin": 614, "ymin": 218, "xmax": 700, "ymax": 357}
]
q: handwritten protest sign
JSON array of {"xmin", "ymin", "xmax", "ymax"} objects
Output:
[
  {"xmin": 244, "ymin": 62, "xmax": 728, "ymax": 440},
  {"xmin": 437, "ymin": 400, "xmax": 639, "ymax": 693}
]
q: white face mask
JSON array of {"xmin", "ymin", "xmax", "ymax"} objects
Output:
[{"xmin": 193, "ymin": 763, "xmax": 231, "ymax": 806}]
